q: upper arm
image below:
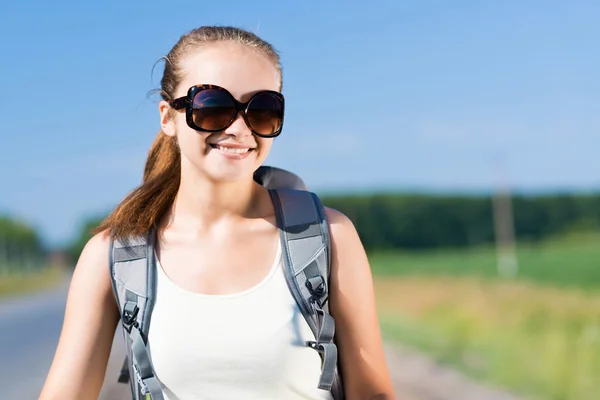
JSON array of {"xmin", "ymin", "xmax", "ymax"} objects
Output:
[
  {"xmin": 39, "ymin": 230, "xmax": 120, "ymax": 400},
  {"xmin": 325, "ymin": 207, "xmax": 396, "ymax": 399}
]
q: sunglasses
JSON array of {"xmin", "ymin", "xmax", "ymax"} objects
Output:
[{"xmin": 168, "ymin": 84, "xmax": 285, "ymax": 138}]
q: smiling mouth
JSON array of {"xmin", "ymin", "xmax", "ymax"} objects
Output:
[{"xmin": 209, "ymin": 144, "xmax": 254, "ymax": 154}]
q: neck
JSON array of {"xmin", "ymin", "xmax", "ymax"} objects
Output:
[{"xmin": 162, "ymin": 166, "xmax": 267, "ymax": 234}]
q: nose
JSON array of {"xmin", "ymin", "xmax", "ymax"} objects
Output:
[{"xmin": 223, "ymin": 111, "xmax": 252, "ymax": 138}]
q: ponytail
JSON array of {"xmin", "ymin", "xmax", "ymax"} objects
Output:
[{"xmin": 95, "ymin": 130, "xmax": 180, "ymax": 239}]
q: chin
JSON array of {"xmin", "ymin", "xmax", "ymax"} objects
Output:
[
  {"xmin": 183, "ymin": 147, "xmax": 268, "ymax": 184},
  {"xmin": 204, "ymin": 163, "xmax": 258, "ymax": 183}
]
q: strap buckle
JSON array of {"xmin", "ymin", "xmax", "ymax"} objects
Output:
[
  {"xmin": 306, "ymin": 275, "xmax": 326, "ymax": 297},
  {"xmin": 122, "ymin": 301, "xmax": 140, "ymax": 333}
]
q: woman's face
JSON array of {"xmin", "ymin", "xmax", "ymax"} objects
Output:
[{"xmin": 161, "ymin": 42, "xmax": 282, "ymax": 183}]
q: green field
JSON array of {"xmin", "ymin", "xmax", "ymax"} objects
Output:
[
  {"xmin": 370, "ymin": 231, "xmax": 600, "ymax": 290},
  {"xmin": 371, "ymin": 232, "xmax": 600, "ymax": 400},
  {"xmin": 0, "ymin": 267, "xmax": 64, "ymax": 299}
]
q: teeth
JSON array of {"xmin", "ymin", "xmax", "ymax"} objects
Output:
[{"xmin": 217, "ymin": 145, "xmax": 250, "ymax": 154}]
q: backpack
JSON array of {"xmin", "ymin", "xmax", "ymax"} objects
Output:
[{"xmin": 108, "ymin": 166, "xmax": 345, "ymax": 400}]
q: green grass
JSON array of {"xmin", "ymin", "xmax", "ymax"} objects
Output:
[
  {"xmin": 369, "ymin": 231, "xmax": 600, "ymax": 290},
  {"xmin": 0, "ymin": 267, "xmax": 64, "ymax": 299},
  {"xmin": 372, "ymin": 232, "xmax": 600, "ymax": 400}
]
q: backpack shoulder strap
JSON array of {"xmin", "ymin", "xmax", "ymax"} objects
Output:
[
  {"xmin": 110, "ymin": 232, "xmax": 157, "ymax": 335},
  {"xmin": 254, "ymin": 165, "xmax": 308, "ymax": 191},
  {"xmin": 109, "ymin": 229, "xmax": 165, "ymax": 400},
  {"xmin": 269, "ymin": 188, "xmax": 344, "ymax": 398}
]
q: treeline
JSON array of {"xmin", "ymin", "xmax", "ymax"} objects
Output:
[
  {"xmin": 0, "ymin": 216, "xmax": 46, "ymax": 274},
  {"xmin": 5, "ymin": 191, "xmax": 598, "ymax": 271},
  {"xmin": 320, "ymin": 192, "xmax": 600, "ymax": 251},
  {"xmin": 65, "ymin": 192, "xmax": 600, "ymax": 262}
]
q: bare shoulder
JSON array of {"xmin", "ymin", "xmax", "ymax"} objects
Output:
[
  {"xmin": 69, "ymin": 229, "xmax": 113, "ymax": 287},
  {"xmin": 324, "ymin": 207, "xmax": 362, "ymax": 251},
  {"xmin": 323, "ymin": 206, "xmax": 368, "ymax": 281},
  {"xmin": 80, "ymin": 229, "xmax": 112, "ymax": 263},
  {"xmin": 69, "ymin": 228, "xmax": 115, "ymax": 307},
  {"xmin": 323, "ymin": 206, "xmax": 373, "ymax": 311},
  {"xmin": 324, "ymin": 206, "xmax": 352, "ymax": 225}
]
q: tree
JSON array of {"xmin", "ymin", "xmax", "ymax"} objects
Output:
[{"xmin": 0, "ymin": 215, "xmax": 45, "ymax": 274}]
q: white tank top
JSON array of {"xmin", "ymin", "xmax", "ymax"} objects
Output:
[{"xmin": 147, "ymin": 242, "xmax": 334, "ymax": 400}]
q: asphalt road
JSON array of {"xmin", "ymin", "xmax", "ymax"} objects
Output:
[
  {"xmin": 0, "ymin": 275, "xmax": 526, "ymax": 400},
  {"xmin": 0, "ymin": 275, "xmax": 129, "ymax": 400},
  {"xmin": 0, "ymin": 277, "xmax": 71, "ymax": 400}
]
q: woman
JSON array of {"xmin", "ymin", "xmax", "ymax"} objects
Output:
[{"xmin": 39, "ymin": 26, "xmax": 395, "ymax": 400}]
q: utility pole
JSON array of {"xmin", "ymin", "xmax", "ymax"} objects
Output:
[{"xmin": 492, "ymin": 153, "xmax": 518, "ymax": 278}]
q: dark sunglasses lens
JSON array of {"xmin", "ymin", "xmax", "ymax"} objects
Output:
[
  {"xmin": 247, "ymin": 94, "xmax": 284, "ymax": 136},
  {"xmin": 191, "ymin": 89, "xmax": 236, "ymax": 131}
]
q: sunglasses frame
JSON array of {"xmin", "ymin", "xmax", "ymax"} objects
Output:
[{"xmin": 168, "ymin": 84, "xmax": 285, "ymax": 138}]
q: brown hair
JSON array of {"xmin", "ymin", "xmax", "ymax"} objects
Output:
[{"xmin": 95, "ymin": 26, "xmax": 282, "ymax": 239}]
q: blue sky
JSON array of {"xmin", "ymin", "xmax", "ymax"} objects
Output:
[{"xmin": 0, "ymin": 0, "xmax": 598, "ymax": 246}]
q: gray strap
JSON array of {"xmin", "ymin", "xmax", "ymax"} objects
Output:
[
  {"xmin": 254, "ymin": 165, "xmax": 309, "ymax": 191},
  {"xmin": 308, "ymin": 341, "xmax": 338, "ymax": 391},
  {"xmin": 114, "ymin": 245, "xmax": 147, "ymax": 262},
  {"xmin": 316, "ymin": 308, "xmax": 335, "ymax": 343},
  {"xmin": 270, "ymin": 188, "xmax": 341, "ymax": 394},
  {"xmin": 118, "ymin": 357, "xmax": 130, "ymax": 383},
  {"xmin": 308, "ymin": 305, "xmax": 338, "ymax": 391},
  {"xmin": 143, "ymin": 376, "xmax": 164, "ymax": 400},
  {"xmin": 131, "ymin": 328, "xmax": 164, "ymax": 400}
]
